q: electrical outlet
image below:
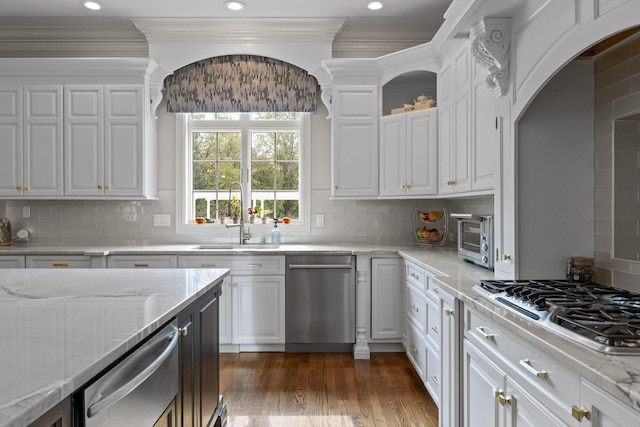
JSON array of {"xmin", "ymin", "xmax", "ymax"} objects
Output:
[
  {"xmin": 22, "ymin": 206, "xmax": 30, "ymax": 218},
  {"xmin": 153, "ymin": 214, "xmax": 171, "ymax": 227},
  {"xmin": 316, "ymin": 214, "xmax": 325, "ymax": 228}
]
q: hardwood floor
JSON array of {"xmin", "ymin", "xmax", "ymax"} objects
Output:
[{"xmin": 219, "ymin": 352, "xmax": 438, "ymax": 427}]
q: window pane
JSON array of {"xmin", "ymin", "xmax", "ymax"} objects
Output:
[
  {"xmin": 276, "ymin": 198, "xmax": 299, "ymax": 218},
  {"xmin": 251, "ymin": 132, "xmax": 275, "ymax": 160},
  {"xmin": 276, "ymin": 163, "xmax": 298, "ymax": 190},
  {"xmin": 193, "ymin": 132, "xmax": 217, "ymax": 160},
  {"xmin": 193, "ymin": 162, "xmax": 217, "ymax": 190},
  {"xmin": 252, "ymin": 162, "xmax": 275, "ymax": 190},
  {"xmin": 276, "ymin": 132, "xmax": 299, "ymax": 161},
  {"xmin": 218, "ymin": 133, "xmax": 241, "ymax": 161},
  {"xmin": 218, "ymin": 162, "xmax": 241, "ymax": 189}
]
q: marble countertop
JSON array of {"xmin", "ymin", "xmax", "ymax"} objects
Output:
[
  {"xmin": 2, "ymin": 242, "xmax": 640, "ymax": 415},
  {"xmin": 0, "ymin": 268, "xmax": 228, "ymax": 427}
]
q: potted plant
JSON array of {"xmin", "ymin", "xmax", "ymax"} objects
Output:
[
  {"xmin": 261, "ymin": 209, "xmax": 272, "ymax": 224},
  {"xmin": 248, "ymin": 206, "xmax": 260, "ymax": 224},
  {"xmin": 230, "ymin": 195, "xmax": 241, "ymax": 223}
]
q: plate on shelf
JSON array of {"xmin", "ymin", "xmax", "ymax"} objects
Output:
[{"xmin": 414, "ymin": 208, "xmax": 447, "ymax": 247}]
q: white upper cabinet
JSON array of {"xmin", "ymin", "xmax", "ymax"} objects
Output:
[
  {"xmin": 0, "ymin": 86, "xmax": 63, "ymax": 197},
  {"xmin": 438, "ymin": 44, "xmax": 472, "ymax": 195},
  {"xmin": 66, "ymin": 85, "xmax": 145, "ymax": 197},
  {"xmin": 471, "ymin": 60, "xmax": 498, "ymax": 191},
  {"xmin": 380, "ymin": 108, "xmax": 438, "ymax": 198},
  {"xmin": 331, "ymin": 85, "xmax": 379, "ymax": 199},
  {"xmin": 0, "ymin": 58, "xmax": 157, "ymax": 200}
]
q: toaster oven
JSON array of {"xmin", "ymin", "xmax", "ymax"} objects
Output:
[{"xmin": 450, "ymin": 213, "xmax": 494, "ymax": 270}]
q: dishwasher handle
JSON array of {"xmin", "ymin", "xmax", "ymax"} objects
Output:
[
  {"xmin": 86, "ymin": 326, "xmax": 179, "ymax": 418},
  {"xmin": 288, "ymin": 264, "xmax": 352, "ymax": 270}
]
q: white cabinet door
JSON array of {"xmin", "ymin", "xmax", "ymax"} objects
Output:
[
  {"xmin": 371, "ymin": 257, "xmax": 403, "ymax": 340},
  {"xmin": 105, "ymin": 85, "xmax": 144, "ymax": 197},
  {"xmin": 232, "ymin": 275, "xmax": 285, "ymax": 344},
  {"xmin": 26, "ymin": 255, "xmax": 92, "ymax": 268},
  {"xmin": 219, "ymin": 276, "xmax": 233, "ymax": 345},
  {"xmin": 380, "ymin": 109, "xmax": 438, "ymax": 198},
  {"xmin": 506, "ymin": 376, "xmax": 573, "ymax": 427},
  {"xmin": 439, "ymin": 45, "xmax": 473, "ymax": 194},
  {"xmin": 65, "ymin": 86, "xmax": 104, "ymax": 196},
  {"xmin": 581, "ymin": 378, "xmax": 640, "ymax": 427},
  {"xmin": 0, "ymin": 86, "xmax": 23, "ymax": 197},
  {"xmin": 472, "ymin": 62, "xmax": 498, "ymax": 191},
  {"xmin": 439, "ymin": 289, "xmax": 459, "ymax": 427},
  {"xmin": 0, "ymin": 255, "xmax": 25, "ymax": 268},
  {"xmin": 406, "ymin": 108, "xmax": 438, "ymax": 196},
  {"xmin": 331, "ymin": 85, "xmax": 379, "ymax": 198},
  {"xmin": 379, "ymin": 114, "xmax": 406, "ymax": 197},
  {"xmin": 24, "ymin": 86, "xmax": 64, "ymax": 197},
  {"xmin": 463, "ymin": 339, "xmax": 505, "ymax": 427}
]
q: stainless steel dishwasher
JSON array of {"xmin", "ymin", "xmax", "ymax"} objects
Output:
[{"xmin": 285, "ymin": 254, "xmax": 355, "ymax": 352}]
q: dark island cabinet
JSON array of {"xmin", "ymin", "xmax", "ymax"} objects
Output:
[
  {"xmin": 178, "ymin": 285, "xmax": 221, "ymax": 427},
  {"xmin": 29, "ymin": 397, "xmax": 71, "ymax": 427}
]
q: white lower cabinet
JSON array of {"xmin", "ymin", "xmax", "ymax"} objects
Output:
[
  {"xmin": 178, "ymin": 255, "xmax": 285, "ymax": 351},
  {"xmin": 371, "ymin": 257, "xmax": 403, "ymax": 340},
  {"xmin": 580, "ymin": 378, "xmax": 640, "ymax": 427},
  {"xmin": 0, "ymin": 255, "xmax": 26, "ymax": 268},
  {"xmin": 107, "ymin": 255, "xmax": 177, "ymax": 268},
  {"xmin": 403, "ymin": 260, "xmax": 459, "ymax": 427},
  {"xmin": 26, "ymin": 255, "xmax": 92, "ymax": 268}
]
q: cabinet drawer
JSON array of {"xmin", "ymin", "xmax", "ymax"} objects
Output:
[
  {"xmin": 406, "ymin": 320, "xmax": 426, "ymax": 380},
  {"xmin": 425, "ymin": 341, "xmax": 440, "ymax": 406},
  {"xmin": 406, "ymin": 283, "xmax": 426, "ymax": 332},
  {"xmin": 27, "ymin": 255, "xmax": 92, "ymax": 268},
  {"xmin": 426, "ymin": 296, "xmax": 440, "ymax": 350},
  {"xmin": 465, "ymin": 306, "xmax": 580, "ymax": 416},
  {"xmin": 405, "ymin": 260, "xmax": 427, "ymax": 292},
  {"xmin": 107, "ymin": 255, "xmax": 177, "ymax": 268},
  {"xmin": 178, "ymin": 255, "xmax": 285, "ymax": 275},
  {"xmin": 0, "ymin": 255, "xmax": 26, "ymax": 268}
]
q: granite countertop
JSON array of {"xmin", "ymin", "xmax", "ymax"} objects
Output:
[{"xmin": 0, "ymin": 268, "xmax": 229, "ymax": 427}]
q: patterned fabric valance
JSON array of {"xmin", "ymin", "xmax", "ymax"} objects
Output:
[{"xmin": 164, "ymin": 55, "xmax": 318, "ymax": 113}]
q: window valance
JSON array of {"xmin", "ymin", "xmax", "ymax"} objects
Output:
[{"xmin": 164, "ymin": 55, "xmax": 318, "ymax": 113}]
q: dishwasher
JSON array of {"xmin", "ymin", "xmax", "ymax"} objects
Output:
[{"xmin": 285, "ymin": 254, "xmax": 355, "ymax": 352}]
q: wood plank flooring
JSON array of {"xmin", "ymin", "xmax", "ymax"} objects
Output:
[{"xmin": 219, "ymin": 352, "xmax": 438, "ymax": 427}]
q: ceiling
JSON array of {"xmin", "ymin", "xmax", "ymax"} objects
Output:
[{"xmin": 0, "ymin": 0, "xmax": 453, "ymax": 54}]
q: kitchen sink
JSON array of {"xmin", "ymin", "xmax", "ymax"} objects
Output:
[{"xmin": 192, "ymin": 244, "xmax": 279, "ymax": 250}]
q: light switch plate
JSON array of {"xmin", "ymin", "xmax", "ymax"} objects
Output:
[
  {"xmin": 316, "ymin": 214, "xmax": 325, "ymax": 228},
  {"xmin": 153, "ymin": 214, "xmax": 171, "ymax": 227},
  {"xmin": 22, "ymin": 206, "xmax": 30, "ymax": 218}
]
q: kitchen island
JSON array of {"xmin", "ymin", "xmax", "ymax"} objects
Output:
[{"xmin": 0, "ymin": 268, "xmax": 228, "ymax": 427}]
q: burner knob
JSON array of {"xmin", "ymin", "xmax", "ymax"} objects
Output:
[{"xmin": 534, "ymin": 298, "xmax": 549, "ymax": 311}]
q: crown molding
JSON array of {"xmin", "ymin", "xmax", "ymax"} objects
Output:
[
  {"xmin": 130, "ymin": 17, "xmax": 346, "ymax": 44},
  {"xmin": 332, "ymin": 38, "xmax": 426, "ymax": 57},
  {"xmin": 0, "ymin": 25, "xmax": 148, "ymax": 56},
  {"xmin": 0, "ymin": 58, "xmax": 156, "ymax": 77}
]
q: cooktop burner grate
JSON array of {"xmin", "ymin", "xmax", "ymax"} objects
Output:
[{"xmin": 476, "ymin": 279, "xmax": 640, "ymax": 353}]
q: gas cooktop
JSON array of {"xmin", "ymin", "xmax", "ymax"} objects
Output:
[{"xmin": 475, "ymin": 279, "xmax": 640, "ymax": 355}]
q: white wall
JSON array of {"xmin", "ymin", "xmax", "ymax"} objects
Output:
[{"xmin": 517, "ymin": 60, "xmax": 595, "ymax": 279}]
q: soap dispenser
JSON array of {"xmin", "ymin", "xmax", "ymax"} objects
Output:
[{"xmin": 271, "ymin": 218, "xmax": 281, "ymax": 245}]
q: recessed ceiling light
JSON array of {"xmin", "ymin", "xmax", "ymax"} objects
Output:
[
  {"xmin": 368, "ymin": 1, "xmax": 385, "ymax": 10},
  {"xmin": 225, "ymin": 1, "xmax": 246, "ymax": 11},
  {"xmin": 83, "ymin": 1, "xmax": 103, "ymax": 11}
]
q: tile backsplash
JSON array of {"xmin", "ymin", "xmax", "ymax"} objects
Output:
[{"xmin": 0, "ymin": 194, "xmax": 494, "ymax": 246}]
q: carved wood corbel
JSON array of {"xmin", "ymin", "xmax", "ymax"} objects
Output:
[
  {"xmin": 471, "ymin": 18, "xmax": 511, "ymax": 97},
  {"xmin": 320, "ymin": 86, "xmax": 332, "ymax": 119}
]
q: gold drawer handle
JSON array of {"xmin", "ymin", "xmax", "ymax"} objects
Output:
[
  {"xmin": 410, "ymin": 303, "xmax": 419, "ymax": 313},
  {"xmin": 493, "ymin": 389, "xmax": 511, "ymax": 406},
  {"xmin": 432, "ymin": 286, "xmax": 439, "ymax": 294},
  {"xmin": 97, "ymin": 184, "xmax": 103, "ymax": 189},
  {"xmin": 431, "ymin": 325, "xmax": 439, "ymax": 334},
  {"xmin": 410, "ymin": 272, "xmax": 420, "ymax": 280},
  {"xmin": 571, "ymin": 405, "xmax": 591, "ymax": 421},
  {"xmin": 134, "ymin": 263, "xmax": 150, "ymax": 267},
  {"xmin": 503, "ymin": 254, "xmax": 512, "ymax": 261},
  {"xmin": 445, "ymin": 309, "xmax": 454, "ymax": 316},
  {"xmin": 410, "ymin": 343, "xmax": 418, "ymax": 353},
  {"xmin": 476, "ymin": 326, "xmax": 495, "ymax": 341},
  {"xmin": 430, "ymin": 375, "xmax": 439, "ymax": 385},
  {"xmin": 52, "ymin": 262, "xmax": 70, "ymax": 267},
  {"xmin": 519, "ymin": 359, "xmax": 548, "ymax": 379},
  {"xmin": 248, "ymin": 263, "xmax": 263, "ymax": 268},
  {"xmin": 200, "ymin": 263, "xmax": 217, "ymax": 267}
]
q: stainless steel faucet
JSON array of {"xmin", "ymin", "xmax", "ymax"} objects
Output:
[{"xmin": 225, "ymin": 181, "xmax": 251, "ymax": 245}]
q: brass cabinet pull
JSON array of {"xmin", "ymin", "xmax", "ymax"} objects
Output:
[
  {"xmin": 16, "ymin": 186, "xmax": 22, "ymax": 191},
  {"xmin": 247, "ymin": 263, "xmax": 263, "ymax": 268},
  {"xmin": 134, "ymin": 263, "xmax": 150, "ymax": 267},
  {"xmin": 431, "ymin": 375, "xmax": 439, "ymax": 385},
  {"xmin": 410, "ymin": 343, "xmax": 418, "ymax": 353},
  {"xmin": 571, "ymin": 405, "xmax": 591, "ymax": 421},
  {"xmin": 52, "ymin": 262, "xmax": 70, "ymax": 267},
  {"xmin": 432, "ymin": 286, "xmax": 439, "ymax": 294},
  {"xmin": 493, "ymin": 389, "xmax": 511, "ymax": 406},
  {"xmin": 432, "ymin": 326, "xmax": 439, "ymax": 334},
  {"xmin": 410, "ymin": 303, "xmax": 419, "ymax": 313},
  {"xmin": 97, "ymin": 184, "xmax": 103, "ymax": 189},
  {"xmin": 200, "ymin": 263, "xmax": 217, "ymax": 267},
  {"xmin": 519, "ymin": 359, "xmax": 548, "ymax": 379},
  {"xmin": 503, "ymin": 254, "xmax": 512, "ymax": 261},
  {"xmin": 410, "ymin": 272, "xmax": 420, "ymax": 280},
  {"xmin": 476, "ymin": 326, "xmax": 495, "ymax": 341},
  {"xmin": 445, "ymin": 309, "xmax": 454, "ymax": 316},
  {"xmin": 334, "ymin": 185, "xmax": 339, "ymax": 190}
]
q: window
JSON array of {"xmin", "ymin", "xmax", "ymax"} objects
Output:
[{"xmin": 177, "ymin": 112, "xmax": 310, "ymax": 233}]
